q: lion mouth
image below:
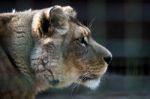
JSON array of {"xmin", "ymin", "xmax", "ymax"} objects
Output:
[
  {"xmin": 79, "ymin": 74, "xmax": 99, "ymax": 82},
  {"xmin": 48, "ymin": 79, "xmax": 60, "ymax": 86}
]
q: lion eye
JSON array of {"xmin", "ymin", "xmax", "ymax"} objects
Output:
[{"xmin": 79, "ymin": 37, "xmax": 88, "ymax": 47}]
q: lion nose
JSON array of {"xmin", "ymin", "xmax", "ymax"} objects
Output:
[
  {"xmin": 103, "ymin": 48, "xmax": 112, "ymax": 64},
  {"xmin": 104, "ymin": 56, "xmax": 112, "ymax": 64}
]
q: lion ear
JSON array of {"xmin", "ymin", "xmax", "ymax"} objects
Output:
[
  {"xmin": 32, "ymin": 6, "xmax": 76, "ymax": 38},
  {"xmin": 48, "ymin": 5, "xmax": 77, "ymax": 35},
  {"xmin": 49, "ymin": 6, "xmax": 69, "ymax": 27},
  {"xmin": 47, "ymin": 6, "xmax": 71, "ymax": 35},
  {"xmin": 32, "ymin": 6, "xmax": 68, "ymax": 38},
  {"xmin": 49, "ymin": 6, "xmax": 76, "ymax": 26},
  {"xmin": 62, "ymin": 6, "xmax": 77, "ymax": 18},
  {"xmin": 32, "ymin": 10, "xmax": 52, "ymax": 38}
]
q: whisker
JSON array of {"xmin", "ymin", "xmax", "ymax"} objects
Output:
[
  {"xmin": 70, "ymin": 83, "xmax": 78, "ymax": 99},
  {"xmin": 70, "ymin": 79, "xmax": 81, "ymax": 99},
  {"xmin": 88, "ymin": 18, "xmax": 95, "ymax": 29}
]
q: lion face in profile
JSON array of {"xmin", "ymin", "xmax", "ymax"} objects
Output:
[{"xmin": 31, "ymin": 5, "xmax": 112, "ymax": 92}]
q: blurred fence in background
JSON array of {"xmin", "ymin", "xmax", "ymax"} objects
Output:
[{"xmin": 0, "ymin": 0, "xmax": 149, "ymax": 75}]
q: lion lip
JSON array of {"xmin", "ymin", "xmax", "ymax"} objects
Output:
[
  {"xmin": 79, "ymin": 74, "xmax": 98, "ymax": 82},
  {"xmin": 49, "ymin": 79, "xmax": 60, "ymax": 86}
]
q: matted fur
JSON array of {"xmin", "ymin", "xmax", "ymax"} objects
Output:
[{"xmin": 0, "ymin": 5, "xmax": 112, "ymax": 99}]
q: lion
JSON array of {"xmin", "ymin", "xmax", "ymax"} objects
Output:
[{"xmin": 0, "ymin": 5, "xmax": 112, "ymax": 99}]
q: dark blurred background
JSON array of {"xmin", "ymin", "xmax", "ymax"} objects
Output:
[{"xmin": 0, "ymin": 0, "xmax": 150, "ymax": 99}]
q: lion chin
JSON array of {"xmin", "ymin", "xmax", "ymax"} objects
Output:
[{"xmin": 0, "ymin": 5, "xmax": 112, "ymax": 99}]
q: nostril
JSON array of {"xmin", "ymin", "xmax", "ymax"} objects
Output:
[{"xmin": 104, "ymin": 57, "xmax": 112, "ymax": 64}]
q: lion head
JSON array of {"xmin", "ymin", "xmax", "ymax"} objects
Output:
[{"xmin": 31, "ymin": 5, "xmax": 112, "ymax": 92}]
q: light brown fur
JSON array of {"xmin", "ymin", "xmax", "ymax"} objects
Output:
[{"xmin": 0, "ymin": 5, "xmax": 112, "ymax": 99}]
